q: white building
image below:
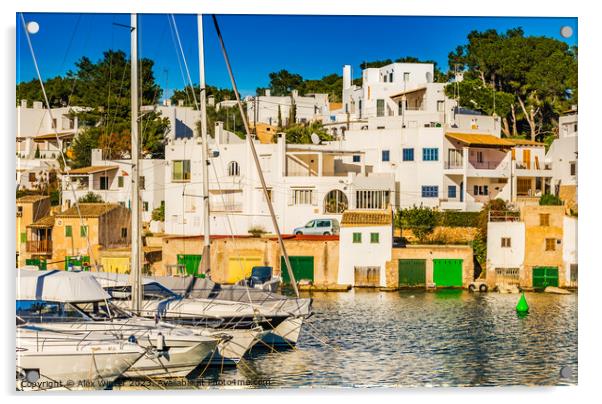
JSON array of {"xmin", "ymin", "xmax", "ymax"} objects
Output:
[
  {"xmin": 245, "ymin": 90, "xmax": 330, "ymax": 127},
  {"xmin": 337, "ymin": 209, "xmax": 393, "ymax": 287},
  {"xmin": 486, "ymin": 218, "xmax": 525, "ymax": 286},
  {"xmin": 546, "ymin": 108, "xmax": 577, "ymax": 204},
  {"xmin": 163, "ymin": 121, "xmax": 395, "ymax": 236}
]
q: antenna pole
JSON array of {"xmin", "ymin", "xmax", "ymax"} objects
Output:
[
  {"xmin": 211, "ymin": 15, "xmax": 299, "ymax": 297},
  {"xmin": 198, "ymin": 14, "xmax": 211, "ymax": 275},
  {"xmin": 129, "ymin": 13, "xmax": 142, "ymax": 312}
]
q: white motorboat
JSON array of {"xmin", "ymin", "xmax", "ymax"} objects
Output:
[
  {"xmin": 16, "ymin": 319, "xmax": 145, "ymax": 391},
  {"xmin": 16, "ymin": 269, "xmax": 219, "ymax": 378}
]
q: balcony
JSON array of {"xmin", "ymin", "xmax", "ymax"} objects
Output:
[{"xmin": 26, "ymin": 240, "xmax": 53, "ymax": 254}]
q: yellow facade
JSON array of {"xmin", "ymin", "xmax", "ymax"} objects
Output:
[
  {"xmin": 16, "ymin": 195, "xmax": 51, "ymax": 267},
  {"xmin": 100, "ymin": 255, "xmax": 131, "ymax": 274}
]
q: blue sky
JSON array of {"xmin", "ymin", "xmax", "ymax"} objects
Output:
[{"xmin": 17, "ymin": 13, "xmax": 578, "ymax": 98}]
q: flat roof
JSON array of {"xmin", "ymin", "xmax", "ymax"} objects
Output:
[
  {"xmin": 65, "ymin": 165, "xmax": 119, "ymax": 175},
  {"xmin": 446, "ymin": 132, "xmax": 515, "ymax": 148}
]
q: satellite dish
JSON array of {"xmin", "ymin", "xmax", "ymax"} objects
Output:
[
  {"xmin": 26, "ymin": 21, "xmax": 40, "ymax": 34},
  {"xmin": 311, "ymin": 133, "xmax": 321, "ymax": 145}
]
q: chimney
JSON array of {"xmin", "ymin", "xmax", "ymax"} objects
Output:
[
  {"xmin": 215, "ymin": 121, "xmax": 224, "ymax": 144},
  {"xmin": 20, "ymin": 100, "xmax": 27, "ymax": 108},
  {"xmin": 33, "ymin": 101, "xmax": 43, "ymax": 109},
  {"xmin": 343, "ymin": 65, "xmax": 352, "ymax": 89},
  {"xmin": 265, "ymin": 89, "xmax": 271, "ymax": 97},
  {"xmin": 207, "ymin": 95, "xmax": 215, "ymax": 107},
  {"xmin": 291, "ymin": 89, "xmax": 298, "ymax": 98},
  {"xmin": 178, "ymin": 99, "xmax": 184, "ymax": 107}
]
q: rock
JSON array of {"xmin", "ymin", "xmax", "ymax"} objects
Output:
[{"xmin": 544, "ymin": 286, "xmax": 571, "ymax": 295}]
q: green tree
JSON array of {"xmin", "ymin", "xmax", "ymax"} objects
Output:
[
  {"xmin": 398, "ymin": 205, "xmax": 439, "ymax": 243},
  {"xmin": 283, "ymin": 121, "xmax": 331, "ymax": 144},
  {"xmin": 78, "ymin": 192, "xmax": 103, "ymax": 203},
  {"xmin": 448, "ymin": 28, "xmax": 577, "ymax": 141},
  {"xmin": 267, "ymin": 70, "xmax": 304, "ymax": 96}
]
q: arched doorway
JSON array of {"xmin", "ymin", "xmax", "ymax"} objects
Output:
[{"xmin": 323, "ymin": 190, "xmax": 348, "ymax": 214}]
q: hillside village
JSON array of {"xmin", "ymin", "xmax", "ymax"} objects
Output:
[{"xmin": 16, "ymin": 60, "xmax": 578, "ymax": 291}]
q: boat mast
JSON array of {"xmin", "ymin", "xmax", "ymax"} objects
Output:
[
  {"xmin": 198, "ymin": 14, "xmax": 211, "ymax": 275},
  {"xmin": 129, "ymin": 13, "xmax": 142, "ymax": 311},
  {"xmin": 211, "ymin": 15, "xmax": 299, "ymax": 297}
]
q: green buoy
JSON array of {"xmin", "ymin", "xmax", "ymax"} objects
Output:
[{"xmin": 516, "ymin": 292, "xmax": 529, "ymax": 314}]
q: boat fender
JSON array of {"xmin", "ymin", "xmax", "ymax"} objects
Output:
[
  {"xmin": 128, "ymin": 335, "xmax": 138, "ymax": 344},
  {"xmin": 156, "ymin": 333, "xmax": 165, "ymax": 351},
  {"xmin": 479, "ymin": 284, "xmax": 488, "ymax": 293}
]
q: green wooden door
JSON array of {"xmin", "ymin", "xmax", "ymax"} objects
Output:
[
  {"xmin": 433, "ymin": 259, "xmax": 463, "ymax": 287},
  {"xmin": 532, "ymin": 266, "xmax": 559, "ymax": 288},
  {"xmin": 398, "ymin": 259, "xmax": 426, "ymax": 287},
  {"xmin": 281, "ymin": 256, "xmax": 314, "ymax": 284},
  {"xmin": 177, "ymin": 254, "xmax": 204, "ymax": 277}
]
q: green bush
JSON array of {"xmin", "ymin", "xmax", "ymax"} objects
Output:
[
  {"xmin": 397, "ymin": 205, "xmax": 439, "ymax": 243},
  {"xmin": 78, "ymin": 192, "xmax": 103, "ymax": 203},
  {"xmin": 539, "ymin": 193, "xmax": 563, "ymax": 206},
  {"xmin": 439, "ymin": 211, "xmax": 479, "ymax": 227},
  {"xmin": 151, "ymin": 203, "xmax": 165, "ymax": 222}
]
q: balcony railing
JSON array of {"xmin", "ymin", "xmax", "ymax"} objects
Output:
[
  {"xmin": 444, "ymin": 161, "xmax": 463, "ymax": 169},
  {"xmin": 469, "ymin": 161, "xmax": 505, "ymax": 170},
  {"xmin": 26, "ymin": 240, "xmax": 53, "ymax": 253},
  {"xmin": 515, "ymin": 161, "xmax": 551, "ymax": 170}
]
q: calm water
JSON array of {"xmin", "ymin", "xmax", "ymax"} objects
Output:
[{"xmin": 130, "ymin": 290, "xmax": 579, "ymax": 389}]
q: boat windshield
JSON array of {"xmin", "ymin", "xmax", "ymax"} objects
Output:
[
  {"xmin": 16, "ymin": 300, "xmax": 90, "ymax": 323},
  {"xmin": 71, "ymin": 301, "xmax": 131, "ymax": 320},
  {"xmin": 105, "ymin": 282, "xmax": 177, "ymax": 301}
]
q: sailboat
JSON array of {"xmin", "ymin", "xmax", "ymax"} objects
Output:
[{"xmin": 16, "ymin": 268, "xmax": 221, "ymax": 378}]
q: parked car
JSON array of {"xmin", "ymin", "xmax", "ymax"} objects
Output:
[{"xmin": 293, "ymin": 219, "xmax": 340, "ymax": 235}]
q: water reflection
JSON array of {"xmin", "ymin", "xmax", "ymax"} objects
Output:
[{"xmin": 163, "ymin": 290, "xmax": 579, "ymax": 388}]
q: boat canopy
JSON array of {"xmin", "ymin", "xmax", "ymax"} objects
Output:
[{"xmin": 16, "ymin": 269, "xmax": 110, "ymax": 303}]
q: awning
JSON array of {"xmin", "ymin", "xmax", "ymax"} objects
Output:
[
  {"xmin": 389, "ymin": 86, "xmax": 427, "ymax": 100},
  {"xmin": 65, "ymin": 165, "xmax": 119, "ymax": 175},
  {"xmin": 33, "ymin": 132, "xmax": 75, "ymax": 141},
  {"xmin": 445, "ymin": 132, "xmax": 515, "ymax": 148},
  {"xmin": 507, "ymin": 138, "xmax": 545, "ymax": 147}
]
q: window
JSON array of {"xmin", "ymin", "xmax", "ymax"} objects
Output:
[
  {"xmin": 28, "ymin": 172, "xmax": 36, "ymax": 182},
  {"xmin": 65, "ymin": 225, "xmax": 72, "ymax": 237},
  {"xmin": 80, "ymin": 225, "xmax": 88, "ymax": 237},
  {"xmin": 476, "ymin": 151, "xmax": 484, "ymax": 164},
  {"xmin": 422, "ymin": 186, "xmax": 439, "ymax": 198},
  {"xmin": 172, "ymin": 160, "xmax": 191, "ymax": 181},
  {"xmin": 389, "ymin": 72, "xmax": 393, "ymax": 82},
  {"xmin": 376, "ymin": 99, "xmax": 385, "ymax": 117},
  {"xmin": 545, "ymin": 238, "xmax": 556, "ymax": 251},
  {"xmin": 540, "ymin": 214, "xmax": 550, "ymax": 226},
  {"xmin": 143, "ymin": 201, "xmax": 149, "ymax": 212},
  {"xmin": 140, "ymin": 176, "xmax": 145, "ymax": 190},
  {"xmin": 51, "ymin": 118, "xmax": 57, "ymax": 129},
  {"xmin": 227, "ymin": 161, "xmax": 240, "ymax": 177},
  {"xmin": 370, "ymin": 233, "xmax": 380, "ymax": 244},
  {"xmin": 118, "ymin": 176, "xmax": 124, "ymax": 188},
  {"xmin": 352, "ymin": 155, "xmax": 361, "ymax": 163},
  {"xmin": 501, "ymin": 237, "xmax": 511, "ymax": 248},
  {"xmin": 403, "ymin": 72, "xmax": 410, "ymax": 82},
  {"xmin": 570, "ymin": 161, "xmax": 576, "ymax": 176},
  {"xmin": 17, "ymin": 206, "xmax": 23, "ymax": 217},
  {"xmin": 99, "ymin": 176, "xmax": 109, "ymax": 190},
  {"xmin": 353, "ymin": 232, "xmax": 362, "ymax": 243},
  {"xmin": 121, "ymin": 228, "xmax": 128, "ymax": 239},
  {"xmin": 324, "ymin": 190, "xmax": 348, "ymax": 214},
  {"xmin": 448, "ymin": 185, "xmax": 457, "ymax": 199},
  {"xmin": 473, "ymin": 185, "xmax": 489, "ymax": 196},
  {"xmin": 317, "ymin": 220, "xmax": 330, "ymax": 228},
  {"xmin": 437, "ymin": 100, "xmax": 445, "ymax": 112},
  {"xmin": 290, "ymin": 189, "xmax": 315, "ymax": 205},
  {"xmin": 20, "ymin": 232, "xmax": 26, "ymax": 243},
  {"xmin": 355, "ymin": 190, "xmax": 390, "ymax": 209},
  {"xmin": 422, "ymin": 148, "xmax": 439, "ymax": 161},
  {"xmin": 402, "ymin": 148, "xmax": 414, "ymax": 161},
  {"xmin": 382, "ymin": 150, "xmax": 390, "ymax": 162}
]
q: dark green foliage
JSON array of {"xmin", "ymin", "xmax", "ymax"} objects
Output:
[
  {"xmin": 78, "ymin": 192, "xmax": 103, "ymax": 203},
  {"xmin": 49, "ymin": 189, "xmax": 61, "ymax": 206},
  {"xmin": 34, "ymin": 145, "xmax": 40, "ymax": 158},
  {"xmin": 283, "ymin": 121, "xmax": 332, "ymax": 144},
  {"xmin": 170, "ymin": 84, "xmax": 236, "ymax": 106},
  {"xmin": 439, "ymin": 211, "xmax": 479, "ymax": 227},
  {"xmin": 539, "ymin": 193, "xmax": 563, "ymax": 206},
  {"xmin": 396, "ymin": 205, "xmax": 439, "ymax": 243},
  {"xmin": 151, "ymin": 203, "xmax": 165, "ymax": 222},
  {"xmin": 448, "ymin": 28, "xmax": 577, "ymax": 140}
]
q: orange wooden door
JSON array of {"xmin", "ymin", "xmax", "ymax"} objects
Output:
[{"xmin": 523, "ymin": 149, "xmax": 531, "ymax": 169}]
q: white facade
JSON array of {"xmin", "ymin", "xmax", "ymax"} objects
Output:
[
  {"xmin": 486, "ymin": 221, "xmax": 526, "ymax": 270},
  {"xmin": 163, "ymin": 124, "xmax": 395, "ymax": 236},
  {"xmin": 338, "ymin": 223, "xmax": 392, "ymax": 287},
  {"xmin": 245, "ymin": 91, "xmax": 330, "ymax": 127},
  {"xmin": 61, "ymin": 149, "xmax": 166, "ymax": 223},
  {"xmin": 563, "ymin": 215, "xmax": 578, "ymax": 285},
  {"xmin": 546, "ymin": 110, "xmax": 578, "ymax": 191}
]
